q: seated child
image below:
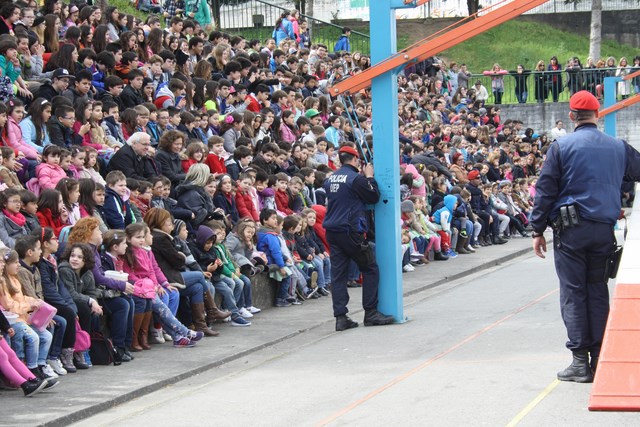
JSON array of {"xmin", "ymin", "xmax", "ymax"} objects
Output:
[
  {"xmin": 256, "ymin": 209, "xmax": 294, "ymax": 308},
  {"xmin": 188, "ymin": 224, "xmax": 251, "ymax": 326}
]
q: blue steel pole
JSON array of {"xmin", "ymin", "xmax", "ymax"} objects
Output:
[
  {"xmin": 370, "ymin": 0, "xmax": 405, "ymax": 322},
  {"xmin": 603, "ymin": 76, "xmax": 619, "ymax": 137}
]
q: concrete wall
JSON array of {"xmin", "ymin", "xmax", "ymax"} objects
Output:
[{"xmin": 499, "ymin": 103, "xmax": 640, "ymax": 149}]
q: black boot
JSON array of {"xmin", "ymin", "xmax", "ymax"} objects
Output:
[
  {"xmin": 434, "ymin": 251, "xmax": 449, "ymax": 261},
  {"xmin": 456, "ymin": 237, "xmax": 471, "ymax": 254},
  {"xmin": 557, "ymin": 350, "xmax": 593, "ymax": 383},
  {"xmin": 492, "ymin": 235, "xmax": 507, "ymax": 245},
  {"xmin": 336, "ymin": 315, "xmax": 358, "ymax": 331},
  {"xmin": 363, "ymin": 309, "xmax": 395, "ymax": 326}
]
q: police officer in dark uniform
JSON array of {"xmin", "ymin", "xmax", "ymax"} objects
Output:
[
  {"xmin": 323, "ymin": 145, "xmax": 395, "ymax": 331},
  {"xmin": 531, "ymin": 90, "xmax": 640, "ymax": 383}
]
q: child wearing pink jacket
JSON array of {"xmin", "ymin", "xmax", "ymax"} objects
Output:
[
  {"xmin": 35, "ymin": 146, "xmax": 68, "ymax": 190},
  {"xmin": 7, "ymin": 100, "xmax": 39, "ymax": 160},
  {"xmin": 122, "ymin": 223, "xmax": 202, "ymax": 349}
]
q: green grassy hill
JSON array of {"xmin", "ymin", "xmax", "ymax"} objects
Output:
[{"xmin": 437, "ymin": 20, "xmax": 637, "ymax": 72}]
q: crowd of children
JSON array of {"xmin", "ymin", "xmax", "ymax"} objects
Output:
[{"xmin": 0, "ymin": 2, "xmax": 561, "ymax": 398}]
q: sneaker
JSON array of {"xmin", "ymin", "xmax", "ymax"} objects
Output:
[
  {"xmin": 221, "ymin": 315, "xmax": 231, "ymax": 322},
  {"xmin": 22, "ymin": 378, "xmax": 47, "ymax": 397},
  {"xmin": 47, "ymin": 359, "xmax": 67, "ymax": 376},
  {"xmin": 173, "ymin": 336, "xmax": 196, "ymax": 348},
  {"xmin": 305, "ymin": 287, "xmax": 319, "ymax": 299},
  {"xmin": 446, "ymin": 249, "xmax": 458, "ymax": 258},
  {"xmin": 402, "ymin": 265, "xmax": 413, "ymax": 272},
  {"xmin": 83, "ymin": 351, "xmax": 93, "ymax": 367},
  {"xmin": 247, "ymin": 306, "xmax": 261, "ymax": 314},
  {"xmin": 239, "ymin": 307, "xmax": 254, "ymax": 318},
  {"xmin": 318, "ymin": 287, "xmax": 330, "ymax": 296},
  {"xmin": 150, "ymin": 328, "xmax": 165, "ymax": 344},
  {"xmin": 163, "ymin": 332, "xmax": 173, "ymax": 341},
  {"xmin": 188, "ymin": 330, "xmax": 205, "ymax": 342},
  {"xmin": 231, "ymin": 316, "xmax": 251, "ymax": 326},
  {"xmin": 40, "ymin": 364, "xmax": 58, "ymax": 379},
  {"xmin": 275, "ymin": 298, "xmax": 292, "ymax": 307},
  {"xmin": 291, "ymin": 298, "xmax": 303, "ymax": 305}
]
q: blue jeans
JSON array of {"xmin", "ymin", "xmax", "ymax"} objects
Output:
[
  {"xmin": 237, "ymin": 274, "xmax": 252, "ymax": 308},
  {"xmin": 11, "ymin": 322, "xmax": 52, "ymax": 368},
  {"xmin": 276, "ymin": 277, "xmax": 292, "ymax": 301},
  {"xmin": 101, "ymin": 295, "xmax": 134, "ymax": 348},
  {"xmin": 48, "ymin": 314, "xmax": 66, "ymax": 359},
  {"xmin": 180, "ymin": 271, "xmax": 206, "ymax": 304},
  {"xmin": 517, "ymin": 91, "xmax": 528, "ymax": 103},
  {"xmin": 219, "ymin": 276, "xmax": 243, "ymax": 312},
  {"xmin": 132, "ymin": 296, "xmax": 153, "ymax": 313},
  {"xmin": 313, "ymin": 255, "xmax": 331, "ymax": 287},
  {"xmin": 151, "ymin": 295, "xmax": 189, "ymax": 340},
  {"xmin": 159, "ymin": 287, "xmax": 180, "ymax": 315},
  {"xmin": 210, "ymin": 278, "xmax": 240, "ymax": 316}
]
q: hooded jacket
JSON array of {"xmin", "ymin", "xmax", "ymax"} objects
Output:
[
  {"xmin": 257, "ymin": 225, "xmax": 285, "ymax": 268},
  {"xmin": 433, "ymin": 195, "xmax": 457, "ymax": 231},
  {"xmin": 187, "ymin": 225, "xmax": 221, "ymax": 281}
]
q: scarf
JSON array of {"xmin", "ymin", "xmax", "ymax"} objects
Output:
[{"xmin": 3, "ymin": 208, "xmax": 26, "ymax": 227}]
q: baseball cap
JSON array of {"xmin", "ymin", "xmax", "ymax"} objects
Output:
[
  {"xmin": 467, "ymin": 170, "xmax": 480, "ymax": 180},
  {"xmin": 305, "ymin": 108, "xmax": 320, "ymax": 118},
  {"xmin": 52, "ymin": 68, "xmax": 74, "ymax": 80}
]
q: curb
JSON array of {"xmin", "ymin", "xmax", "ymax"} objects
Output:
[{"xmin": 39, "ymin": 245, "xmax": 536, "ymax": 427}]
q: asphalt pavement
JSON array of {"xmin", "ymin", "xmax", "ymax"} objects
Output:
[{"xmin": 1, "ymin": 233, "xmax": 573, "ymax": 427}]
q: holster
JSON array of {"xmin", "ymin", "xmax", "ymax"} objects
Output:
[
  {"xmin": 604, "ymin": 245, "xmax": 623, "ymax": 280},
  {"xmin": 551, "ymin": 204, "xmax": 581, "ymax": 233}
]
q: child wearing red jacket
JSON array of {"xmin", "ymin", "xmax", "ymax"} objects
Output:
[
  {"xmin": 204, "ymin": 136, "xmax": 226, "ymax": 175},
  {"xmin": 235, "ymin": 172, "xmax": 259, "ymax": 221},
  {"xmin": 274, "ymin": 173, "xmax": 293, "ymax": 215}
]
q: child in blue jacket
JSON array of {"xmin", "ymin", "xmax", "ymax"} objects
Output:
[
  {"xmin": 103, "ymin": 171, "xmax": 136, "ymax": 230},
  {"xmin": 256, "ymin": 209, "xmax": 293, "ymax": 308}
]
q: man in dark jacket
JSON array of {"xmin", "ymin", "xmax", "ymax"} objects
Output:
[
  {"xmin": 34, "ymin": 68, "xmax": 73, "ymax": 100},
  {"xmin": 119, "ymin": 69, "xmax": 146, "ymax": 109},
  {"xmin": 107, "ymin": 132, "xmax": 158, "ymax": 180}
]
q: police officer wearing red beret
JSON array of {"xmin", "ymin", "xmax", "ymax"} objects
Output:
[
  {"xmin": 323, "ymin": 144, "xmax": 395, "ymax": 331},
  {"xmin": 531, "ymin": 91, "xmax": 640, "ymax": 382}
]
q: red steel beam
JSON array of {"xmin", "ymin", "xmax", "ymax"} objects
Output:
[
  {"xmin": 599, "ymin": 94, "xmax": 640, "ymax": 118},
  {"xmin": 624, "ymin": 69, "xmax": 640, "ymax": 82},
  {"xmin": 331, "ymin": 0, "xmax": 549, "ymax": 95}
]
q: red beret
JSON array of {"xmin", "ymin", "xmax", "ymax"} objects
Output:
[
  {"xmin": 338, "ymin": 145, "xmax": 360, "ymax": 158},
  {"xmin": 467, "ymin": 170, "xmax": 480, "ymax": 180},
  {"xmin": 569, "ymin": 90, "xmax": 600, "ymax": 111}
]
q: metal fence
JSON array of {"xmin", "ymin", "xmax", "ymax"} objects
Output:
[
  {"xmin": 397, "ymin": 0, "xmax": 638, "ymax": 19},
  {"xmin": 467, "ymin": 67, "xmax": 639, "ymax": 105},
  {"xmin": 218, "ymin": 0, "xmax": 371, "ymax": 53}
]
